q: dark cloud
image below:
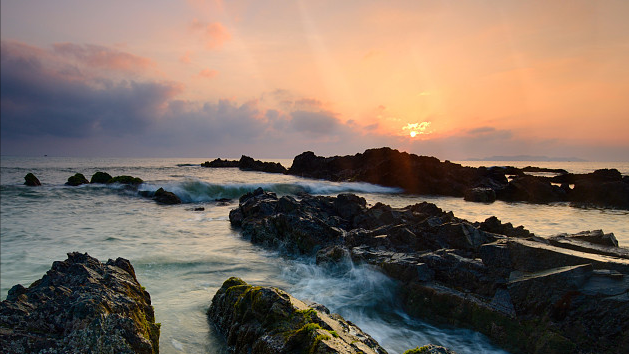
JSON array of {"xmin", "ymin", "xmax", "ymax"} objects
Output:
[
  {"xmin": 52, "ymin": 43, "xmax": 154, "ymax": 73},
  {"xmin": 1, "ymin": 40, "xmax": 181, "ymax": 140},
  {"xmin": 290, "ymin": 110, "xmax": 342, "ymax": 136}
]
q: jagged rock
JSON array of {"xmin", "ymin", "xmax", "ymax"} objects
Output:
[
  {"xmin": 404, "ymin": 344, "xmax": 458, "ymax": 354},
  {"xmin": 229, "ymin": 191, "xmax": 629, "ymax": 354},
  {"xmin": 0, "ymin": 252, "xmax": 159, "ymax": 354},
  {"xmin": 65, "ymin": 173, "xmax": 89, "ymax": 186},
  {"xmin": 207, "ymin": 277, "xmax": 387, "ymax": 354},
  {"xmin": 108, "ymin": 175, "xmax": 144, "ymax": 185},
  {"xmin": 201, "ymin": 158, "xmax": 240, "ymax": 168},
  {"xmin": 90, "ymin": 171, "xmax": 113, "ymax": 184},
  {"xmin": 24, "ymin": 173, "xmax": 41, "ymax": 186},
  {"xmin": 202, "ymin": 156, "xmax": 287, "ymax": 173},
  {"xmin": 153, "ymin": 187, "xmax": 181, "ymax": 205},
  {"xmin": 463, "ymin": 187, "xmax": 496, "ymax": 203}
]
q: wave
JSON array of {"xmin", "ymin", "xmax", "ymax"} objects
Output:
[{"xmin": 139, "ymin": 179, "xmax": 402, "ymax": 203}]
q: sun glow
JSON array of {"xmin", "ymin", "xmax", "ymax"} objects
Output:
[{"xmin": 403, "ymin": 122, "xmax": 432, "ymax": 138}]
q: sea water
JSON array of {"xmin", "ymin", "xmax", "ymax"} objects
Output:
[{"xmin": 1, "ymin": 156, "xmax": 628, "ymax": 354}]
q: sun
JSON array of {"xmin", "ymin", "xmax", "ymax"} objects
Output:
[
  {"xmin": 409, "ymin": 131, "xmax": 417, "ymax": 138},
  {"xmin": 403, "ymin": 121, "xmax": 432, "ymax": 138}
]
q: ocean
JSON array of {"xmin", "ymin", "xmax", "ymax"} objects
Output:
[{"xmin": 1, "ymin": 156, "xmax": 628, "ymax": 354}]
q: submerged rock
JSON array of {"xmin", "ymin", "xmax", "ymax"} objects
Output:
[
  {"xmin": 208, "ymin": 277, "xmax": 387, "ymax": 354},
  {"xmin": 24, "ymin": 173, "xmax": 41, "ymax": 186},
  {"xmin": 229, "ymin": 190, "xmax": 629, "ymax": 354},
  {"xmin": 65, "ymin": 173, "xmax": 89, "ymax": 186},
  {"xmin": 90, "ymin": 171, "xmax": 113, "ymax": 184},
  {"xmin": 0, "ymin": 252, "xmax": 159, "ymax": 354}
]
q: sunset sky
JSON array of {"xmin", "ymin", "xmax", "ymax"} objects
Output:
[{"xmin": 2, "ymin": 0, "xmax": 628, "ymax": 161}]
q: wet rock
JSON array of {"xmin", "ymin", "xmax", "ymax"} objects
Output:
[
  {"xmin": 0, "ymin": 252, "xmax": 159, "ymax": 354},
  {"xmin": 404, "ymin": 344, "xmax": 458, "ymax": 354},
  {"xmin": 463, "ymin": 187, "xmax": 496, "ymax": 203},
  {"xmin": 90, "ymin": 171, "xmax": 113, "ymax": 184},
  {"xmin": 153, "ymin": 187, "xmax": 181, "ymax": 205},
  {"xmin": 201, "ymin": 158, "xmax": 240, "ymax": 168},
  {"xmin": 202, "ymin": 155, "xmax": 287, "ymax": 173},
  {"xmin": 24, "ymin": 173, "xmax": 41, "ymax": 186},
  {"xmin": 65, "ymin": 173, "xmax": 89, "ymax": 186},
  {"xmin": 229, "ymin": 191, "xmax": 629, "ymax": 354},
  {"xmin": 498, "ymin": 175, "xmax": 566, "ymax": 203},
  {"xmin": 207, "ymin": 277, "xmax": 388, "ymax": 354},
  {"xmin": 108, "ymin": 175, "xmax": 144, "ymax": 185}
]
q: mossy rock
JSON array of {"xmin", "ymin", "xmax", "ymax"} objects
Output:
[
  {"xmin": 24, "ymin": 173, "xmax": 41, "ymax": 186},
  {"xmin": 108, "ymin": 175, "xmax": 144, "ymax": 185},
  {"xmin": 90, "ymin": 171, "xmax": 113, "ymax": 184},
  {"xmin": 66, "ymin": 173, "xmax": 89, "ymax": 186}
]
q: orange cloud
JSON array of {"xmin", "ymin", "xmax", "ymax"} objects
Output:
[
  {"xmin": 53, "ymin": 43, "xmax": 154, "ymax": 73},
  {"xmin": 191, "ymin": 19, "xmax": 231, "ymax": 50},
  {"xmin": 199, "ymin": 68, "xmax": 218, "ymax": 78},
  {"xmin": 179, "ymin": 51, "xmax": 193, "ymax": 64}
]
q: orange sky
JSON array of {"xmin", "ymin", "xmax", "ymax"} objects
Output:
[{"xmin": 2, "ymin": 0, "xmax": 628, "ymax": 160}]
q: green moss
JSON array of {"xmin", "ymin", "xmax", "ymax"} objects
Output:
[
  {"xmin": 326, "ymin": 330, "xmax": 339, "ymax": 338},
  {"xmin": 403, "ymin": 346, "xmax": 429, "ymax": 354}
]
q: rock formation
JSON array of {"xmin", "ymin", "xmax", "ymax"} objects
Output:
[
  {"xmin": 202, "ymin": 155, "xmax": 287, "ymax": 174},
  {"xmin": 208, "ymin": 277, "xmax": 388, "ymax": 354},
  {"xmin": 65, "ymin": 173, "xmax": 89, "ymax": 186},
  {"xmin": 285, "ymin": 148, "xmax": 629, "ymax": 209},
  {"xmin": 0, "ymin": 252, "xmax": 160, "ymax": 354},
  {"xmin": 153, "ymin": 187, "xmax": 182, "ymax": 205},
  {"xmin": 24, "ymin": 173, "xmax": 41, "ymax": 186},
  {"xmin": 229, "ymin": 189, "xmax": 629, "ymax": 354},
  {"xmin": 90, "ymin": 171, "xmax": 113, "ymax": 184}
]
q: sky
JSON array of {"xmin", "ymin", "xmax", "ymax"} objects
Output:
[{"xmin": 1, "ymin": 0, "xmax": 628, "ymax": 161}]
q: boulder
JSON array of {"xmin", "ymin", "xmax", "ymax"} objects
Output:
[
  {"xmin": 65, "ymin": 173, "xmax": 89, "ymax": 186},
  {"xmin": 108, "ymin": 175, "xmax": 144, "ymax": 185},
  {"xmin": 463, "ymin": 187, "xmax": 496, "ymax": 203},
  {"xmin": 24, "ymin": 173, "xmax": 41, "ymax": 186},
  {"xmin": 90, "ymin": 171, "xmax": 113, "ymax": 184},
  {"xmin": 201, "ymin": 156, "xmax": 287, "ymax": 173},
  {"xmin": 201, "ymin": 158, "xmax": 240, "ymax": 168},
  {"xmin": 404, "ymin": 345, "xmax": 458, "ymax": 354},
  {"xmin": 0, "ymin": 252, "xmax": 159, "ymax": 354},
  {"xmin": 207, "ymin": 277, "xmax": 387, "ymax": 354},
  {"xmin": 153, "ymin": 187, "xmax": 181, "ymax": 205}
]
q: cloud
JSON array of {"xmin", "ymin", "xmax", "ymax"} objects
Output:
[
  {"xmin": 1, "ymin": 40, "xmax": 181, "ymax": 139},
  {"xmin": 52, "ymin": 43, "xmax": 154, "ymax": 73},
  {"xmin": 199, "ymin": 68, "xmax": 218, "ymax": 78},
  {"xmin": 466, "ymin": 126, "xmax": 513, "ymax": 139},
  {"xmin": 290, "ymin": 110, "xmax": 342, "ymax": 137},
  {"xmin": 191, "ymin": 20, "xmax": 231, "ymax": 50}
]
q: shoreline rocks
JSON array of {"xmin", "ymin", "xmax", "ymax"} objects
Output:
[
  {"xmin": 202, "ymin": 155, "xmax": 287, "ymax": 174},
  {"xmin": 285, "ymin": 148, "xmax": 629, "ymax": 209},
  {"xmin": 0, "ymin": 252, "xmax": 160, "ymax": 354},
  {"xmin": 208, "ymin": 277, "xmax": 389, "ymax": 354},
  {"xmin": 229, "ymin": 189, "xmax": 629, "ymax": 354}
]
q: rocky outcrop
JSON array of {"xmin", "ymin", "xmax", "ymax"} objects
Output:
[
  {"xmin": 208, "ymin": 277, "xmax": 388, "ymax": 354},
  {"xmin": 404, "ymin": 345, "xmax": 458, "ymax": 354},
  {"xmin": 24, "ymin": 173, "xmax": 41, "ymax": 186},
  {"xmin": 153, "ymin": 187, "xmax": 181, "ymax": 205},
  {"xmin": 229, "ymin": 190, "xmax": 629, "ymax": 354},
  {"xmin": 0, "ymin": 252, "xmax": 160, "ymax": 354},
  {"xmin": 90, "ymin": 171, "xmax": 113, "ymax": 184},
  {"xmin": 108, "ymin": 175, "xmax": 144, "ymax": 186},
  {"xmin": 65, "ymin": 173, "xmax": 89, "ymax": 186},
  {"xmin": 202, "ymin": 155, "xmax": 287, "ymax": 174},
  {"xmin": 286, "ymin": 148, "xmax": 629, "ymax": 209}
]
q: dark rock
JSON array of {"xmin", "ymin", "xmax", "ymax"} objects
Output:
[
  {"xmin": 24, "ymin": 173, "xmax": 41, "ymax": 186},
  {"xmin": 564, "ymin": 230, "xmax": 619, "ymax": 248},
  {"xmin": 90, "ymin": 171, "xmax": 113, "ymax": 184},
  {"xmin": 207, "ymin": 277, "xmax": 388, "ymax": 354},
  {"xmin": 498, "ymin": 175, "xmax": 566, "ymax": 203},
  {"xmin": 229, "ymin": 191, "xmax": 629, "ymax": 354},
  {"xmin": 201, "ymin": 158, "xmax": 240, "ymax": 168},
  {"xmin": 0, "ymin": 252, "xmax": 159, "ymax": 354},
  {"xmin": 65, "ymin": 173, "xmax": 89, "ymax": 186},
  {"xmin": 108, "ymin": 175, "xmax": 144, "ymax": 185},
  {"xmin": 153, "ymin": 187, "xmax": 181, "ymax": 205},
  {"xmin": 201, "ymin": 156, "xmax": 287, "ymax": 173},
  {"xmin": 521, "ymin": 166, "xmax": 568, "ymax": 175},
  {"xmin": 463, "ymin": 187, "xmax": 496, "ymax": 203},
  {"xmin": 404, "ymin": 344, "xmax": 458, "ymax": 354}
]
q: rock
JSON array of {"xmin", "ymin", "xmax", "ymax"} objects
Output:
[
  {"xmin": 229, "ymin": 191, "xmax": 629, "ymax": 354},
  {"xmin": 498, "ymin": 175, "xmax": 566, "ymax": 203},
  {"xmin": 108, "ymin": 175, "xmax": 144, "ymax": 185},
  {"xmin": 24, "ymin": 173, "xmax": 41, "ymax": 186},
  {"xmin": 463, "ymin": 187, "xmax": 496, "ymax": 203},
  {"xmin": 562, "ymin": 229, "xmax": 619, "ymax": 247},
  {"xmin": 404, "ymin": 344, "xmax": 458, "ymax": 354},
  {"xmin": 90, "ymin": 171, "xmax": 113, "ymax": 184},
  {"xmin": 0, "ymin": 252, "xmax": 159, "ymax": 354},
  {"xmin": 65, "ymin": 173, "xmax": 89, "ymax": 186},
  {"xmin": 207, "ymin": 277, "xmax": 388, "ymax": 354},
  {"xmin": 153, "ymin": 187, "xmax": 181, "ymax": 205},
  {"xmin": 201, "ymin": 156, "xmax": 287, "ymax": 173}
]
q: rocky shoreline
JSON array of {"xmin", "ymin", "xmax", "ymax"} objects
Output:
[
  {"xmin": 284, "ymin": 148, "xmax": 629, "ymax": 209},
  {"xmin": 229, "ymin": 188, "xmax": 629, "ymax": 354}
]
